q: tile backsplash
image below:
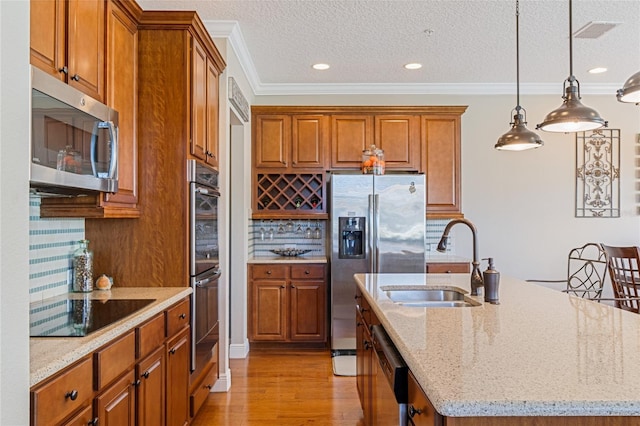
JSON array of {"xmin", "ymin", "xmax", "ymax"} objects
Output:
[{"xmin": 29, "ymin": 195, "xmax": 85, "ymax": 302}]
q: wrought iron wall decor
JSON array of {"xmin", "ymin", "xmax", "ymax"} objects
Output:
[{"xmin": 575, "ymin": 129, "xmax": 620, "ymax": 218}]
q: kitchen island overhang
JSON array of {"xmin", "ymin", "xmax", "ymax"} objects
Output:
[{"xmin": 355, "ymin": 272, "xmax": 640, "ymax": 419}]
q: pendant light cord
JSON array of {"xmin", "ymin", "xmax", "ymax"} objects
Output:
[
  {"xmin": 515, "ymin": 0, "xmax": 521, "ymax": 110},
  {"xmin": 569, "ymin": 0, "xmax": 574, "ymax": 79}
]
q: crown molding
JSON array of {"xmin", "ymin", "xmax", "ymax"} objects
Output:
[{"xmin": 203, "ymin": 20, "xmax": 622, "ymax": 98}]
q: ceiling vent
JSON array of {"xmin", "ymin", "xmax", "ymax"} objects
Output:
[{"xmin": 573, "ymin": 21, "xmax": 621, "ymax": 39}]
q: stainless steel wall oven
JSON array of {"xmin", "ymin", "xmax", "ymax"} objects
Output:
[{"xmin": 188, "ymin": 159, "xmax": 221, "ymax": 375}]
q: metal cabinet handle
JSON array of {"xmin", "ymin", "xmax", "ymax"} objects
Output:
[
  {"xmin": 304, "ymin": 270, "xmax": 310, "ymax": 275},
  {"xmin": 363, "ymin": 340, "xmax": 371, "ymax": 350},
  {"xmin": 280, "ymin": 285, "xmax": 286, "ymax": 289},
  {"xmin": 169, "ymin": 348, "xmax": 177, "ymax": 355},
  {"xmin": 179, "ymin": 313, "xmax": 186, "ymax": 319},
  {"xmin": 65, "ymin": 390, "xmax": 78, "ymax": 401},
  {"xmin": 71, "ymin": 74, "xmax": 80, "ymax": 81},
  {"xmin": 408, "ymin": 405, "xmax": 423, "ymax": 418},
  {"xmin": 291, "ymin": 284, "xmax": 296, "ymax": 289},
  {"xmin": 132, "ymin": 379, "xmax": 141, "ymax": 387},
  {"xmin": 205, "ymin": 384, "xmax": 213, "ymax": 390},
  {"xmin": 88, "ymin": 418, "xmax": 99, "ymax": 426},
  {"xmin": 142, "ymin": 371, "xmax": 150, "ymax": 379},
  {"xmin": 58, "ymin": 66, "xmax": 68, "ymax": 74},
  {"xmin": 266, "ymin": 270, "xmax": 272, "ymax": 275}
]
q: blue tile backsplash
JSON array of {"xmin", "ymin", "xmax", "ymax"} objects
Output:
[{"xmin": 29, "ymin": 195, "xmax": 85, "ymax": 302}]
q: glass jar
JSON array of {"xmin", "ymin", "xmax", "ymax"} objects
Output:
[
  {"xmin": 73, "ymin": 240, "xmax": 93, "ymax": 292},
  {"xmin": 361, "ymin": 144, "xmax": 385, "ymax": 175}
]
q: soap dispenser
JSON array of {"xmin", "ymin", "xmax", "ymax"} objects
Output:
[{"xmin": 482, "ymin": 257, "xmax": 500, "ymax": 304}]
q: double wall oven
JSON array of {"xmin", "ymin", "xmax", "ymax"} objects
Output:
[{"xmin": 188, "ymin": 160, "xmax": 221, "ymax": 376}]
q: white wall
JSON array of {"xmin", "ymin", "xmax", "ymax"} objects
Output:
[{"xmin": 1, "ymin": 1, "xmax": 31, "ymax": 424}]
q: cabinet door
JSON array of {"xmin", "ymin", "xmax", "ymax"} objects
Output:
[
  {"xmin": 422, "ymin": 116, "xmax": 461, "ymax": 216},
  {"xmin": 30, "ymin": 0, "xmax": 66, "ymax": 81},
  {"xmin": 292, "ymin": 115, "xmax": 329, "ymax": 169},
  {"xmin": 166, "ymin": 328, "xmax": 190, "ymax": 426},
  {"xmin": 205, "ymin": 58, "xmax": 220, "ymax": 167},
  {"xmin": 191, "ymin": 36, "xmax": 208, "ymax": 162},
  {"xmin": 289, "ymin": 280, "xmax": 326, "ymax": 341},
  {"xmin": 254, "ymin": 115, "xmax": 291, "ymax": 168},
  {"xmin": 60, "ymin": 404, "xmax": 95, "ymax": 426},
  {"xmin": 249, "ymin": 280, "xmax": 288, "ymax": 341},
  {"xmin": 407, "ymin": 371, "xmax": 440, "ymax": 426},
  {"xmin": 95, "ymin": 370, "xmax": 136, "ymax": 426},
  {"xmin": 375, "ymin": 115, "xmax": 420, "ymax": 171},
  {"xmin": 330, "ymin": 115, "xmax": 373, "ymax": 169},
  {"xmin": 67, "ymin": 0, "xmax": 105, "ymax": 101},
  {"xmin": 104, "ymin": 0, "xmax": 138, "ymax": 211},
  {"xmin": 137, "ymin": 346, "xmax": 165, "ymax": 426}
]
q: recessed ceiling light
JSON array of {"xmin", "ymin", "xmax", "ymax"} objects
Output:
[
  {"xmin": 404, "ymin": 63, "xmax": 422, "ymax": 70},
  {"xmin": 588, "ymin": 67, "xmax": 608, "ymax": 74},
  {"xmin": 312, "ymin": 63, "xmax": 330, "ymax": 70}
]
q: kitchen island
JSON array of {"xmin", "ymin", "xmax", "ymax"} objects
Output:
[{"xmin": 355, "ymin": 273, "xmax": 640, "ymax": 424}]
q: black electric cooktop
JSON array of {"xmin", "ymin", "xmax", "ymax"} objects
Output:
[{"xmin": 30, "ymin": 298, "xmax": 155, "ymax": 337}]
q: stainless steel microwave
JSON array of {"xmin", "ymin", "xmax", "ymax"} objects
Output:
[{"xmin": 30, "ymin": 66, "xmax": 119, "ymax": 196}]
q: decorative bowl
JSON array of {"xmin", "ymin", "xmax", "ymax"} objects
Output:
[{"xmin": 270, "ymin": 249, "xmax": 312, "ymax": 257}]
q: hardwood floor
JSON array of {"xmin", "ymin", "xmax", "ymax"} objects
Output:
[{"xmin": 191, "ymin": 349, "xmax": 364, "ymax": 425}]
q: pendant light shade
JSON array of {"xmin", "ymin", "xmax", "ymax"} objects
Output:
[
  {"xmin": 495, "ymin": 0, "xmax": 542, "ymax": 151},
  {"xmin": 536, "ymin": 0, "xmax": 607, "ymax": 133},
  {"xmin": 617, "ymin": 70, "xmax": 640, "ymax": 103}
]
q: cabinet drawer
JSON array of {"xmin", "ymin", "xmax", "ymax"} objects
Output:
[
  {"xmin": 94, "ymin": 330, "xmax": 135, "ymax": 390},
  {"xmin": 60, "ymin": 403, "xmax": 93, "ymax": 426},
  {"xmin": 166, "ymin": 298, "xmax": 190, "ymax": 337},
  {"xmin": 190, "ymin": 357, "xmax": 217, "ymax": 417},
  {"xmin": 426, "ymin": 262, "xmax": 470, "ymax": 274},
  {"xmin": 251, "ymin": 264, "xmax": 287, "ymax": 280},
  {"xmin": 137, "ymin": 312, "xmax": 165, "ymax": 359},
  {"xmin": 290, "ymin": 264, "xmax": 325, "ymax": 280},
  {"xmin": 31, "ymin": 357, "xmax": 93, "ymax": 426}
]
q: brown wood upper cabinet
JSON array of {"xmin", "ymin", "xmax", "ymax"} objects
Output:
[
  {"xmin": 253, "ymin": 110, "xmax": 329, "ymax": 170},
  {"xmin": 30, "ymin": 0, "xmax": 106, "ymax": 102},
  {"xmin": 39, "ymin": 0, "xmax": 142, "ymax": 219},
  {"xmin": 330, "ymin": 114, "xmax": 419, "ymax": 171}
]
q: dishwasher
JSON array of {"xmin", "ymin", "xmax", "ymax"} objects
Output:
[{"xmin": 371, "ymin": 324, "xmax": 409, "ymax": 426}]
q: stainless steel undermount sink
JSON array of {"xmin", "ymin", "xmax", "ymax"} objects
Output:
[{"xmin": 381, "ymin": 286, "xmax": 481, "ymax": 308}]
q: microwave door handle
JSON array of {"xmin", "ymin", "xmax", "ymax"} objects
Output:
[{"xmin": 90, "ymin": 121, "xmax": 118, "ymax": 179}]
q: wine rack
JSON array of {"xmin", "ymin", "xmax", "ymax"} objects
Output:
[{"xmin": 254, "ymin": 173, "xmax": 326, "ymax": 218}]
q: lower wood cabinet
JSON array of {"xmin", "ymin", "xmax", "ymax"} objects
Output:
[
  {"xmin": 248, "ymin": 263, "xmax": 327, "ymax": 343},
  {"xmin": 30, "ymin": 297, "xmax": 191, "ymax": 426},
  {"xmin": 407, "ymin": 371, "xmax": 441, "ymax": 426}
]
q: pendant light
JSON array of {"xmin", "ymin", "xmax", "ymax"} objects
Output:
[
  {"xmin": 617, "ymin": 70, "xmax": 640, "ymax": 103},
  {"xmin": 495, "ymin": 0, "xmax": 543, "ymax": 151},
  {"xmin": 536, "ymin": 0, "xmax": 607, "ymax": 133}
]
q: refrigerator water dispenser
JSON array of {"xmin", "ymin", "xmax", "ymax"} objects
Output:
[{"xmin": 339, "ymin": 217, "xmax": 365, "ymax": 259}]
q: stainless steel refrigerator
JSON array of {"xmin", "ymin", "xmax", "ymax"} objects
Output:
[{"xmin": 330, "ymin": 173, "xmax": 426, "ymax": 352}]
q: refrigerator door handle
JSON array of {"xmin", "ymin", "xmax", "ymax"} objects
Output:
[
  {"xmin": 368, "ymin": 193, "xmax": 375, "ymax": 272},
  {"xmin": 373, "ymin": 193, "xmax": 380, "ymax": 273}
]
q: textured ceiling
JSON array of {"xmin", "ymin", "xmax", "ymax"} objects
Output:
[{"xmin": 138, "ymin": 0, "xmax": 640, "ymax": 95}]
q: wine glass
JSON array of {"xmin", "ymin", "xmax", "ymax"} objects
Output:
[
  {"xmin": 305, "ymin": 220, "xmax": 313, "ymax": 239},
  {"xmin": 277, "ymin": 220, "xmax": 286, "ymax": 234},
  {"xmin": 314, "ymin": 220, "xmax": 322, "ymax": 239},
  {"xmin": 295, "ymin": 221, "xmax": 303, "ymax": 235},
  {"xmin": 286, "ymin": 220, "xmax": 295, "ymax": 233},
  {"xmin": 267, "ymin": 220, "xmax": 275, "ymax": 240},
  {"xmin": 259, "ymin": 220, "xmax": 266, "ymax": 241}
]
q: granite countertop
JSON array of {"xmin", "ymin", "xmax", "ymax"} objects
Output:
[
  {"xmin": 30, "ymin": 287, "xmax": 192, "ymax": 387},
  {"xmin": 355, "ymin": 273, "xmax": 640, "ymax": 417},
  {"xmin": 248, "ymin": 255, "xmax": 328, "ymax": 264}
]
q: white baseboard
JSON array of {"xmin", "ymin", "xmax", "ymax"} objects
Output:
[
  {"xmin": 212, "ymin": 367, "xmax": 231, "ymax": 392},
  {"xmin": 229, "ymin": 339, "xmax": 249, "ymax": 359}
]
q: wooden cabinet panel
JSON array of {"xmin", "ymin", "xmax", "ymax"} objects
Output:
[
  {"xmin": 290, "ymin": 281, "xmax": 326, "ymax": 341},
  {"xmin": 292, "ymin": 115, "xmax": 328, "ymax": 168},
  {"xmin": 67, "ymin": 0, "xmax": 105, "ymax": 101},
  {"xmin": 166, "ymin": 298, "xmax": 191, "ymax": 337},
  {"xmin": 250, "ymin": 281, "xmax": 288, "ymax": 341},
  {"xmin": 254, "ymin": 115, "xmax": 290, "ymax": 168},
  {"xmin": 136, "ymin": 312, "xmax": 165, "ymax": 360},
  {"xmin": 136, "ymin": 346, "xmax": 165, "ymax": 426},
  {"xmin": 60, "ymin": 403, "xmax": 94, "ymax": 426},
  {"xmin": 331, "ymin": 115, "xmax": 373, "ymax": 169},
  {"xmin": 30, "ymin": 0, "xmax": 66, "ymax": 81},
  {"xmin": 190, "ymin": 354, "xmax": 217, "ymax": 418},
  {"xmin": 422, "ymin": 116, "xmax": 462, "ymax": 217},
  {"xmin": 166, "ymin": 328, "xmax": 190, "ymax": 426},
  {"xmin": 94, "ymin": 331, "xmax": 135, "ymax": 391},
  {"xmin": 426, "ymin": 262, "xmax": 470, "ymax": 274},
  {"xmin": 249, "ymin": 263, "xmax": 328, "ymax": 343},
  {"xmin": 191, "ymin": 36, "xmax": 208, "ymax": 162},
  {"xmin": 31, "ymin": 357, "xmax": 93, "ymax": 426},
  {"xmin": 205, "ymin": 58, "xmax": 220, "ymax": 167},
  {"xmin": 375, "ymin": 115, "xmax": 420, "ymax": 171},
  {"xmin": 95, "ymin": 370, "xmax": 135, "ymax": 426},
  {"xmin": 407, "ymin": 371, "xmax": 440, "ymax": 426}
]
